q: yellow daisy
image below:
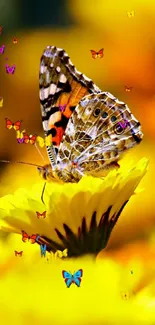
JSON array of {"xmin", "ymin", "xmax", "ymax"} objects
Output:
[{"xmin": 0, "ymin": 158, "xmax": 148, "ymax": 257}]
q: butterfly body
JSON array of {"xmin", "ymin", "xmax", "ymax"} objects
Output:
[
  {"xmin": 62, "ymin": 269, "xmax": 83, "ymax": 288},
  {"xmin": 38, "ymin": 46, "xmax": 143, "ymax": 183},
  {"xmin": 90, "ymin": 48, "xmax": 104, "ymax": 59}
]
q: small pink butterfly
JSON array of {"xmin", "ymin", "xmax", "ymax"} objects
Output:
[
  {"xmin": 0, "ymin": 45, "xmax": 5, "ymax": 54},
  {"xmin": 17, "ymin": 138, "xmax": 24, "ymax": 144},
  {"xmin": 5, "ymin": 64, "xmax": 16, "ymax": 74},
  {"xmin": 59, "ymin": 104, "xmax": 66, "ymax": 112},
  {"xmin": 118, "ymin": 119, "xmax": 129, "ymax": 129}
]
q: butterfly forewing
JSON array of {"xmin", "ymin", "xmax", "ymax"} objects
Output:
[{"xmin": 39, "ymin": 46, "xmax": 101, "ymax": 167}]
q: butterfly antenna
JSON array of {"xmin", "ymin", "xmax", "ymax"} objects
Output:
[
  {"xmin": 41, "ymin": 182, "xmax": 46, "ymax": 205},
  {"xmin": 0, "ymin": 159, "xmax": 43, "ymax": 168},
  {"xmin": 34, "ymin": 143, "xmax": 46, "ymax": 162}
]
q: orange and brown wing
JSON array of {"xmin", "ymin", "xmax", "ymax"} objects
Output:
[
  {"xmin": 13, "ymin": 120, "xmax": 22, "ymax": 131},
  {"xmin": 5, "ymin": 118, "xmax": 13, "ymax": 129},
  {"xmin": 90, "ymin": 50, "xmax": 98, "ymax": 59},
  {"xmin": 29, "ymin": 135, "xmax": 36, "ymax": 145},
  {"xmin": 23, "ymin": 134, "xmax": 30, "ymax": 144},
  {"xmin": 21, "ymin": 230, "xmax": 29, "ymax": 242},
  {"xmin": 97, "ymin": 48, "xmax": 104, "ymax": 58},
  {"xmin": 39, "ymin": 46, "xmax": 101, "ymax": 165},
  {"xmin": 29, "ymin": 234, "xmax": 38, "ymax": 244}
]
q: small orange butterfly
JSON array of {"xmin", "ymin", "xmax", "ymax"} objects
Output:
[
  {"xmin": 90, "ymin": 48, "xmax": 104, "ymax": 59},
  {"xmin": 23, "ymin": 134, "xmax": 37, "ymax": 145},
  {"xmin": 15, "ymin": 251, "xmax": 23, "ymax": 256},
  {"xmin": 5, "ymin": 118, "xmax": 22, "ymax": 131},
  {"xmin": 21, "ymin": 231, "xmax": 38, "ymax": 244},
  {"xmin": 125, "ymin": 86, "xmax": 133, "ymax": 92},
  {"xmin": 36, "ymin": 211, "xmax": 46, "ymax": 219}
]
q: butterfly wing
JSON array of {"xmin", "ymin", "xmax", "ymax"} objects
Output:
[
  {"xmin": 62, "ymin": 270, "xmax": 73, "ymax": 288},
  {"xmin": 90, "ymin": 50, "xmax": 98, "ymax": 59},
  {"xmin": 98, "ymin": 48, "xmax": 104, "ymax": 58},
  {"xmin": 21, "ymin": 231, "xmax": 29, "ymax": 243},
  {"xmin": 56, "ymin": 92, "xmax": 143, "ymax": 181},
  {"xmin": 5, "ymin": 118, "xmax": 13, "ymax": 129},
  {"xmin": 36, "ymin": 136, "xmax": 45, "ymax": 148},
  {"xmin": 29, "ymin": 234, "xmax": 37, "ymax": 244},
  {"xmin": 23, "ymin": 134, "xmax": 30, "ymax": 144},
  {"xmin": 30, "ymin": 135, "xmax": 36, "ymax": 145},
  {"xmin": 39, "ymin": 46, "xmax": 101, "ymax": 168},
  {"xmin": 13, "ymin": 120, "xmax": 21, "ymax": 131},
  {"xmin": 73, "ymin": 269, "xmax": 83, "ymax": 287}
]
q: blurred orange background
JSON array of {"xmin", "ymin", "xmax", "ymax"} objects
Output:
[{"xmin": 0, "ymin": 0, "xmax": 155, "ymax": 250}]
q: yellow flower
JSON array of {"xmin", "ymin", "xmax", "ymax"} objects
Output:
[{"xmin": 0, "ymin": 158, "xmax": 148, "ymax": 257}]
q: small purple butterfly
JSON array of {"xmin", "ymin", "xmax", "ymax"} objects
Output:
[
  {"xmin": 5, "ymin": 64, "xmax": 16, "ymax": 74},
  {"xmin": 118, "ymin": 119, "xmax": 129, "ymax": 129},
  {"xmin": 59, "ymin": 104, "xmax": 66, "ymax": 112},
  {"xmin": 17, "ymin": 138, "xmax": 24, "ymax": 144},
  {"xmin": 0, "ymin": 45, "xmax": 5, "ymax": 54}
]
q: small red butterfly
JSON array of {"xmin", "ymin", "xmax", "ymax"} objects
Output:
[
  {"xmin": 36, "ymin": 211, "xmax": 46, "ymax": 219},
  {"xmin": 5, "ymin": 118, "xmax": 22, "ymax": 131},
  {"xmin": 125, "ymin": 86, "xmax": 133, "ymax": 92},
  {"xmin": 90, "ymin": 48, "xmax": 104, "ymax": 59},
  {"xmin": 21, "ymin": 231, "xmax": 38, "ymax": 244},
  {"xmin": 0, "ymin": 26, "xmax": 3, "ymax": 35},
  {"xmin": 23, "ymin": 134, "xmax": 37, "ymax": 145},
  {"xmin": 15, "ymin": 251, "xmax": 23, "ymax": 256}
]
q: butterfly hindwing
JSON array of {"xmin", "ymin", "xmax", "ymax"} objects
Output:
[
  {"xmin": 39, "ymin": 46, "xmax": 101, "ymax": 167},
  {"xmin": 56, "ymin": 92, "xmax": 143, "ymax": 180}
]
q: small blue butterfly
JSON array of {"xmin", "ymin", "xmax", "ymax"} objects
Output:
[
  {"xmin": 62, "ymin": 269, "xmax": 83, "ymax": 288},
  {"xmin": 40, "ymin": 244, "xmax": 46, "ymax": 257}
]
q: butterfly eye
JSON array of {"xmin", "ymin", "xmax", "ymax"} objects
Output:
[
  {"xmin": 111, "ymin": 115, "xmax": 117, "ymax": 123},
  {"xmin": 93, "ymin": 108, "xmax": 101, "ymax": 117},
  {"xmin": 102, "ymin": 112, "xmax": 108, "ymax": 119},
  {"xmin": 114, "ymin": 123, "xmax": 124, "ymax": 135}
]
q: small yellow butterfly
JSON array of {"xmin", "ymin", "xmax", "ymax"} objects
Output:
[
  {"xmin": 16, "ymin": 129, "xmax": 26, "ymax": 139},
  {"xmin": 36, "ymin": 134, "xmax": 52, "ymax": 148},
  {"xmin": 55, "ymin": 248, "xmax": 68, "ymax": 258},
  {"xmin": 127, "ymin": 10, "xmax": 135, "ymax": 18},
  {"xmin": 48, "ymin": 248, "xmax": 68, "ymax": 261}
]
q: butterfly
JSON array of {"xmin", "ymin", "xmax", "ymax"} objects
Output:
[
  {"xmin": 36, "ymin": 211, "xmax": 46, "ymax": 219},
  {"xmin": 13, "ymin": 38, "xmax": 18, "ymax": 44},
  {"xmin": 0, "ymin": 45, "xmax": 5, "ymax": 54},
  {"xmin": 127, "ymin": 10, "xmax": 135, "ymax": 18},
  {"xmin": 23, "ymin": 134, "xmax": 37, "ymax": 145},
  {"xmin": 36, "ymin": 134, "xmax": 52, "ymax": 148},
  {"xmin": 125, "ymin": 86, "xmax": 133, "ymax": 92},
  {"xmin": 16, "ymin": 129, "xmax": 26, "ymax": 144},
  {"xmin": 5, "ymin": 64, "xmax": 16, "ymax": 74},
  {"xmin": 62, "ymin": 269, "xmax": 83, "ymax": 288},
  {"xmin": 0, "ymin": 97, "xmax": 3, "ymax": 107},
  {"xmin": 5, "ymin": 118, "xmax": 22, "ymax": 131},
  {"xmin": 90, "ymin": 48, "xmax": 104, "ymax": 59},
  {"xmin": 15, "ymin": 251, "xmax": 23, "ymax": 256},
  {"xmin": 40, "ymin": 244, "xmax": 46, "ymax": 257},
  {"xmin": 38, "ymin": 46, "xmax": 143, "ymax": 183},
  {"xmin": 59, "ymin": 104, "xmax": 66, "ymax": 112},
  {"xmin": 21, "ymin": 231, "xmax": 38, "ymax": 244},
  {"xmin": 0, "ymin": 26, "xmax": 3, "ymax": 35},
  {"xmin": 55, "ymin": 248, "xmax": 68, "ymax": 258}
]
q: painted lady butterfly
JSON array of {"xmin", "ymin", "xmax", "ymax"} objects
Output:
[{"xmin": 38, "ymin": 46, "xmax": 143, "ymax": 182}]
